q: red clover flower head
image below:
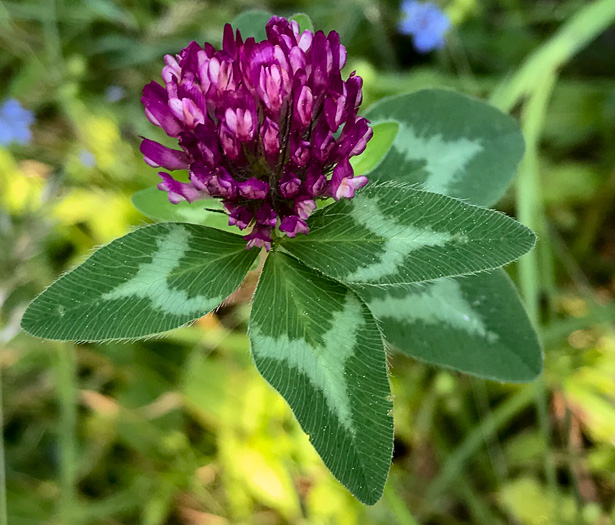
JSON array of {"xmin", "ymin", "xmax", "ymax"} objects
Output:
[{"xmin": 141, "ymin": 16, "xmax": 372, "ymax": 250}]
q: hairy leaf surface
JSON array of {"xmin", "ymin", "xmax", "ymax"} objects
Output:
[
  {"xmin": 365, "ymin": 89, "xmax": 525, "ymax": 206},
  {"xmin": 355, "ymin": 271, "xmax": 543, "ymax": 381},
  {"xmin": 249, "ymin": 252, "xmax": 393, "ymax": 504},
  {"xmin": 22, "ymin": 223, "xmax": 257, "ymax": 341},
  {"xmin": 282, "ymin": 182, "xmax": 536, "ymax": 287}
]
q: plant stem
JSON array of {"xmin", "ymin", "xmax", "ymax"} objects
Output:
[
  {"xmin": 427, "ymin": 385, "xmax": 535, "ymax": 501},
  {"xmin": 0, "ymin": 369, "xmax": 7, "ymax": 525},
  {"xmin": 42, "ymin": 0, "xmax": 63, "ymax": 76},
  {"xmin": 55, "ymin": 344, "xmax": 78, "ymax": 524},
  {"xmin": 516, "ymin": 72, "xmax": 556, "ymax": 319},
  {"xmin": 516, "ymin": 70, "xmax": 559, "ymax": 518},
  {"xmin": 384, "ymin": 474, "xmax": 420, "ymax": 525},
  {"xmin": 490, "ymin": 0, "xmax": 615, "ymax": 113}
]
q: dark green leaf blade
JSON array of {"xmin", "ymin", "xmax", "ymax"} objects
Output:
[
  {"xmin": 362, "ymin": 92, "xmax": 541, "ymax": 382},
  {"xmin": 282, "ymin": 182, "xmax": 536, "ymax": 287},
  {"xmin": 364, "ymin": 89, "xmax": 525, "ymax": 207},
  {"xmin": 249, "ymin": 252, "xmax": 393, "ymax": 504},
  {"xmin": 21, "ymin": 223, "xmax": 257, "ymax": 341},
  {"xmin": 355, "ymin": 271, "xmax": 543, "ymax": 381}
]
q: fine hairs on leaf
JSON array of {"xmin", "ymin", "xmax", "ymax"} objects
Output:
[
  {"xmin": 19, "ymin": 11, "xmax": 542, "ymax": 506},
  {"xmin": 21, "ymin": 223, "xmax": 258, "ymax": 342},
  {"xmin": 249, "ymin": 251, "xmax": 394, "ymax": 504},
  {"xmin": 281, "ymin": 181, "xmax": 536, "ymax": 288}
]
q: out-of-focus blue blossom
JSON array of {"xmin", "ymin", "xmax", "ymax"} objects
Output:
[
  {"xmin": 0, "ymin": 98, "xmax": 35, "ymax": 146},
  {"xmin": 105, "ymin": 86, "xmax": 125, "ymax": 103},
  {"xmin": 79, "ymin": 149, "xmax": 96, "ymax": 167},
  {"xmin": 399, "ymin": 0, "xmax": 451, "ymax": 53}
]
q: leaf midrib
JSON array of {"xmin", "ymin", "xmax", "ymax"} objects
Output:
[
  {"xmin": 264, "ymin": 254, "xmax": 386, "ymax": 498},
  {"xmin": 284, "ymin": 234, "xmax": 529, "ymax": 244},
  {"xmin": 39, "ymin": 248, "xmax": 250, "ymax": 316}
]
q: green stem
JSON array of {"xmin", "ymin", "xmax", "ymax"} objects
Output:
[
  {"xmin": 0, "ymin": 369, "xmax": 7, "ymax": 525},
  {"xmin": 357, "ymin": 0, "xmax": 399, "ymax": 71},
  {"xmin": 39, "ymin": 0, "xmax": 64, "ymax": 89},
  {"xmin": 516, "ymin": 70, "xmax": 560, "ymax": 517},
  {"xmin": 470, "ymin": 379, "xmax": 509, "ymax": 489},
  {"xmin": 427, "ymin": 385, "xmax": 535, "ymax": 501},
  {"xmin": 516, "ymin": 71, "xmax": 557, "ymax": 319},
  {"xmin": 384, "ymin": 473, "xmax": 420, "ymax": 525},
  {"xmin": 55, "ymin": 345, "xmax": 78, "ymax": 524},
  {"xmin": 490, "ymin": 0, "xmax": 615, "ymax": 112},
  {"xmin": 428, "ymin": 432, "xmax": 504, "ymax": 525}
]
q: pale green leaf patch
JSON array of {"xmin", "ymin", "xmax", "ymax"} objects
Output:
[
  {"xmin": 368, "ymin": 278, "xmax": 498, "ymax": 342},
  {"xmin": 393, "ymin": 128, "xmax": 483, "ymax": 191},
  {"xmin": 131, "ymin": 187, "xmax": 236, "ymax": 232},
  {"xmin": 345, "ymin": 190, "xmax": 461, "ymax": 282},
  {"xmin": 350, "ymin": 121, "xmax": 399, "ymax": 176},
  {"xmin": 364, "ymin": 89, "xmax": 525, "ymax": 206},
  {"xmin": 290, "ymin": 13, "xmax": 314, "ymax": 33},
  {"xmin": 101, "ymin": 226, "xmax": 216, "ymax": 315},
  {"xmin": 281, "ymin": 182, "xmax": 536, "ymax": 288},
  {"xmin": 251, "ymin": 293, "xmax": 362, "ymax": 431},
  {"xmin": 356, "ymin": 270, "xmax": 543, "ymax": 381},
  {"xmin": 230, "ymin": 9, "xmax": 272, "ymax": 41},
  {"xmin": 21, "ymin": 223, "xmax": 258, "ymax": 341},
  {"xmin": 249, "ymin": 252, "xmax": 393, "ymax": 505}
]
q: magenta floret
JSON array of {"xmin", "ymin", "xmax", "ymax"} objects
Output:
[{"xmin": 141, "ymin": 16, "xmax": 372, "ymax": 250}]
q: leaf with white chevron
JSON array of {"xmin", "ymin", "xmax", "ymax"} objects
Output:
[
  {"xmin": 282, "ymin": 182, "xmax": 536, "ymax": 288},
  {"xmin": 355, "ymin": 271, "xmax": 543, "ymax": 381},
  {"xmin": 21, "ymin": 223, "xmax": 258, "ymax": 341},
  {"xmin": 249, "ymin": 252, "xmax": 393, "ymax": 505},
  {"xmin": 364, "ymin": 89, "xmax": 525, "ymax": 206}
]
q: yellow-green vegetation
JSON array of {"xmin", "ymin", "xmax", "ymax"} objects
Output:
[{"xmin": 2, "ymin": 0, "xmax": 615, "ymax": 523}]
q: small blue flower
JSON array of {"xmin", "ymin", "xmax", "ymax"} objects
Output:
[
  {"xmin": 399, "ymin": 0, "xmax": 451, "ymax": 53},
  {"xmin": 79, "ymin": 149, "xmax": 96, "ymax": 168},
  {"xmin": 0, "ymin": 98, "xmax": 35, "ymax": 146},
  {"xmin": 105, "ymin": 86, "xmax": 125, "ymax": 103}
]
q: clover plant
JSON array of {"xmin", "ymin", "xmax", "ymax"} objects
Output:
[{"xmin": 21, "ymin": 13, "xmax": 542, "ymax": 505}]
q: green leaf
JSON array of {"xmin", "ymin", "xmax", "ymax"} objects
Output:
[
  {"xmin": 364, "ymin": 89, "xmax": 525, "ymax": 207},
  {"xmin": 231, "ymin": 9, "xmax": 272, "ymax": 41},
  {"xmin": 363, "ymin": 93, "xmax": 541, "ymax": 380},
  {"xmin": 290, "ymin": 13, "xmax": 314, "ymax": 33},
  {"xmin": 131, "ymin": 187, "xmax": 236, "ymax": 232},
  {"xmin": 21, "ymin": 223, "xmax": 257, "ymax": 341},
  {"xmin": 350, "ymin": 121, "xmax": 399, "ymax": 176},
  {"xmin": 282, "ymin": 182, "xmax": 536, "ymax": 288},
  {"xmin": 355, "ymin": 271, "xmax": 543, "ymax": 381},
  {"xmin": 249, "ymin": 252, "xmax": 393, "ymax": 504}
]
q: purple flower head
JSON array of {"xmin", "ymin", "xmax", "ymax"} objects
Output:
[
  {"xmin": 399, "ymin": 1, "xmax": 450, "ymax": 53},
  {"xmin": 141, "ymin": 16, "xmax": 372, "ymax": 250},
  {"xmin": 0, "ymin": 99, "xmax": 35, "ymax": 146}
]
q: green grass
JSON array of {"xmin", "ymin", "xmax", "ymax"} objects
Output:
[{"xmin": 2, "ymin": 0, "xmax": 615, "ymax": 523}]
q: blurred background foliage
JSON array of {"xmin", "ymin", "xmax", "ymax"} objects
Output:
[{"xmin": 1, "ymin": 0, "xmax": 615, "ymax": 523}]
